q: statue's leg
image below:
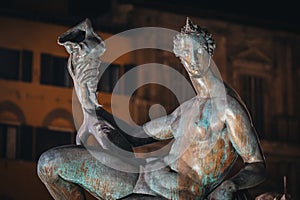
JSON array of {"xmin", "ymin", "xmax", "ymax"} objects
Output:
[
  {"xmin": 142, "ymin": 166, "xmax": 179, "ymax": 199},
  {"xmin": 37, "ymin": 145, "xmax": 139, "ymax": 200},
  {"xmin": 143, "ymin": 164, "xmax": 202, "ymax": 200}
]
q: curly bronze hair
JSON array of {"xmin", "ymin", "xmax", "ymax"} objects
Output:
[{"xmin": 177, "ymin": 17, "xmax": 216, "ymax": 56}]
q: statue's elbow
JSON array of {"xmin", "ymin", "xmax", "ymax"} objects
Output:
[
  {"xmin": 244, "ymin": 161, "xmax": 267, "ymax": 185},
  {"xmin": 253, "ymin": 161, "xmax": 267, "ymax": 183}
]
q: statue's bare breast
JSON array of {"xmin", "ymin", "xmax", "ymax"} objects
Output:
[{"xmin": 167, "ymin": 98, "xmax": 238, "ymax": 195}]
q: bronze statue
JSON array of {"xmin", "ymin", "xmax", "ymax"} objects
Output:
[{"xmin": 37, "ymin": 18, "xmax": 266, "ymax": 200}]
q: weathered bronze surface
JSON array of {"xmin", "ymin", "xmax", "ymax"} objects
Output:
[{"xmin": 38, "ymin": 18, "xmax": 266, "ymax": 200}]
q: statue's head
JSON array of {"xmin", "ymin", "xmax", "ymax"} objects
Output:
[
  {"xmin": 173, "ymin": 18, "xmax": 215, "ymax": 77},
  {"xmin": 58, "ymin": 18, "xmax": 105, "ymax": 60}
]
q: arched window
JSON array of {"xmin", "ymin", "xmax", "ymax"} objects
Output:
[
  {"xmin": 0, "ymin": 101, "xmax": 32, "ymax": 160},
  {"xmin": 35, "ymin": 108, "xmax": 75, "ymax": 159}
]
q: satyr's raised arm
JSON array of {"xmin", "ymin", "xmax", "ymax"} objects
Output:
[{"xmin": 225, "ymin": 95, "xmax": 266, "ymax": 191}]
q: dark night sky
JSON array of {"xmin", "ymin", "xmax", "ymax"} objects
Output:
[
  {"xmin": 124, "ymin": 0, "xmax": 299, "ymax": 33},
  {"xmin": 0, "ymin": 0, "xmax": 299, "ymax": 33}
]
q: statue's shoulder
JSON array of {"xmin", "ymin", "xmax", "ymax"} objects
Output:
[
  {"xmin": 172, "ymin": 96, "xmax": 198, "ymax": 115},
  {"xmin": 224, "ymin": 82, "xmax": 253, "ymax": 121}
]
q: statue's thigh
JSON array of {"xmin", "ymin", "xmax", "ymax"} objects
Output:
[
  {"xmin": 54, "ymin": 145, "xmax": 139, "ymax": 199},
  {"xmin": 144, "ymin": 167, "xmax": 179, "ymax": 199},
  {"xmin": 145, "ymin": 166, "xmax": 203, "ymax": 199}
]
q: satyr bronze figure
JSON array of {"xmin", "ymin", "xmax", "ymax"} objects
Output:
[{"xmin": 37, "ymin": 18, "xmax": 266, "ymax": 199}]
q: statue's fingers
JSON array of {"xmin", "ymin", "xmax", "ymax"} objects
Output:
[
  {"xmin": 74, "ymin": 68, "xmax": 87, "ymax": 81},
  {"xmin": 74, "ymin": 64, "xmax": 88, "ymax": 78},
  {"xmin": 75, "ymin": 64, "xmax": 98, "ymax": 76},
  {"xmin": 76, "ymin": 68, "xmax": 98, "ymax": 83},
  {"xmin": 78, "ymin": 74, "xmax": 97, "ymax": 83}
]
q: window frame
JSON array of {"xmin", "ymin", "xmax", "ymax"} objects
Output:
[{"xmin": 0, "ymin": 47, "xmax": 33, "ymax": 82}]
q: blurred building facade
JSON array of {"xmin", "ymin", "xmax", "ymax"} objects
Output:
[{"xmin": 0, "ymin": 0, "xmax": 299, "ymax": 199}]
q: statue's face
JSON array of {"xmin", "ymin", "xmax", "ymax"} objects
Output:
[{"xmin": 174, "ymin": 35, "xmax": 211, "ymax": 77}]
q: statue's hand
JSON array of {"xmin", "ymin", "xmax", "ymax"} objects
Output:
[
  {"xmin": 208, "ymin": 180, "xmax": 237, "ymax": 200},
  {"xmin": 74, "ymin": 82, "xmax": 98, "ymax": 111}
]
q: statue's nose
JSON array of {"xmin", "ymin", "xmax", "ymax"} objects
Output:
[{"xmin": 190, "ymin": 51, "xmax": 199, "ymax": 66}]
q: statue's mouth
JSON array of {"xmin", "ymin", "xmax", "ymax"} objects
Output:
[{"xmin": 58, "ymin": 29, "xmax": 86, "ymax": 45}]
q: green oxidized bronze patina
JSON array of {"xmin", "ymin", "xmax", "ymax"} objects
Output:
[{"xmin": 37, "ymin": 18, "xmax": 266, "ymax": 200}]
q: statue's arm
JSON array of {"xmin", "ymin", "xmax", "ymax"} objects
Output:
[
  {"xmin": 104, "ymin": 112, "xmax": 175, "ymax": 148},
  {"xmin": 140, "ymin": 103, "xmax": 187, "ymax": 141},
  {"xmin": 142, "ymin": 114, "xmax": 175, "ymax": 140},
  {"xmin": 209, "ymin": 96, "xmax": 266, "ymax": 199},
  {"xmin": 225, "ymin": 96, "xmax": 266, "ymax": 191},
  {"xmin": 141, "ymin": 98, "xmax": 192, "ymax": 140}
]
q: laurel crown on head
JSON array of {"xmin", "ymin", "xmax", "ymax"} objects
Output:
[{"xmin": 180, "ymin": 17, "xmax": 216, "ymax": 56}]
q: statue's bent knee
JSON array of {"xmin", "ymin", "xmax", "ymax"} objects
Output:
[{"xmin": 37, "ymin": 149, "xmax": 61, "ymax": 183}]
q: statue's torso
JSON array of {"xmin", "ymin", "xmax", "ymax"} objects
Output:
[{"xmin": 168, "ymin": 97, "xmax": 238, "ymax": 198}]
